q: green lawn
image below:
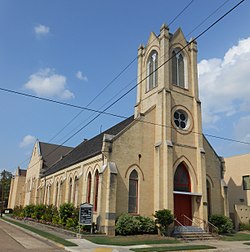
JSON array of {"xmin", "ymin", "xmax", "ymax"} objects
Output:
[
  {"xmin": 221, "ymin": 232, "xmax": 250, "ymax": 241},
  {"xmin": 84, "ymin": 234, "xmax": 181, "ymax": 246},
  {"xmin": 1, "ymin": 217, "xmax": 77, "ymax": 247},
  {"xmin": 131, "ymin": 245, "xmax": 216, "ymax": 251}
]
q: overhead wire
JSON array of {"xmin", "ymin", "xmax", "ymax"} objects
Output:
[
  {"xmin": 0, "ymin": 0, "xmax": 246, "ymax": 173},
  {"xmin": 48, "ymin": 0, "xmax": 196, "ymax": 143},
  {"xmin": 6, "ymin": 0, "xmax": 246, "ymax": 173}
]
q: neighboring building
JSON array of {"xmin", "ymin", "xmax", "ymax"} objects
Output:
[
  {"xmin": 8, "ymin": 167, "xmax": 26, "ymax": 209},
  {"xmin": 8, "ymin": 24, "xmax": 228, "ymax": 235},
  {"xmin": 225, "ymin": 154, "xmax": 250, "ymax": 228}
]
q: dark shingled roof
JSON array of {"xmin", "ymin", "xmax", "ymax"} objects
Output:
[
  {"xmin": 44, "ymin": 116, "xmax": 134, "ymax": 177},
  {"xmin": 39, "ymin": 142, "xmax": 73, "ymax": 171}
]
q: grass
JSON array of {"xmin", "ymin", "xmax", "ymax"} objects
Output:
[
  {"xmin": 131, "ymin": 245, "xmax": 216, "ymax": 251},
  {"xmin": 221, "ymin": 232, "xmax": 250, "ymax": 241},
  {"xmin": 84, "ymin": 234, "xmax": 181, "ymax": 246},
  {"xmin": 2, "ymin": 217, "xmax": 77, "ymax": 247}
]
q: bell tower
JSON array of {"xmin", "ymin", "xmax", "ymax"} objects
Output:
[{"xmin": 135, "ymin": 24, "xmax": 207, "ymax": 224}]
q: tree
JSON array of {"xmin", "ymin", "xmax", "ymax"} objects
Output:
[{"xmin": 0, "ymin": 170, "xmax": 13, "ymax": 215}]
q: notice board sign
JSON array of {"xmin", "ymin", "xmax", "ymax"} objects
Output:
[{"xmin": 79, "ymin": 203, "xmax": 93, "ymax": 225}]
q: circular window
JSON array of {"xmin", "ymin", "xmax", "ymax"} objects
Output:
[{"xmin": 173, "ymin": 110, "xmax": 189, "ymax": 130}]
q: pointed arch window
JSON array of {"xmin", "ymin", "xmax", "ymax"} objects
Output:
[
  {"xmin": 68, "ymin": 177, "xmax": 73, "ymax": 203},
  {"xmin": 146, "ymin": 50, "xmax": 158, "ymax": 92},
  {"xmin": 128, "ymin": 170, "xmax": 138, "ymax": 213},
  {"xmin": 55, "ymin": 181, "xmax": 59, "ymax": 207},
  {"xmin": 172, "ymin": 49, "xmax": 185, "ymax": 88},
  {"xmin": 74, "ymin": 176, "xmax": 78, "ymax": 207},
  {"xmin": 174, "ymin": 163, "xmax": 191, "ymax": 192},
  {"xmin": 87, "ymin": 172, "xmax": 92, "ymax": 203},
  {"xmin": 94, "ymin": 170, "xmax": 99, "ymax": 211}
]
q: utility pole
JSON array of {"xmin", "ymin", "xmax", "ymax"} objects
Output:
[{"xmin": 1, "ymin": 170, "xmax": 6, "ymax": 217}]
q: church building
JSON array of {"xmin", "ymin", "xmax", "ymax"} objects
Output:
[{"xmin": 8, "ymin": 24, "xmax": 228, "ymax": 235}]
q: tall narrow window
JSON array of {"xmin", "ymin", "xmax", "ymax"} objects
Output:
[
  {"xmin": 68, "ymin": 178, "xmax": 73, "ymax": 203},
  {"xmin": 55, "ymin": 182, "xmax": 59, "ymax": 207},
  {"xmin": 87, "ymin": 172, "xmax": 92, "ymax": 203},
  {"xmin": 94, "ymin": 171, "xmax": 99, "ymax": 211},
  {"xmin": 174, "ymin": 163, "xmax": 191, "ymax": 192},
  {"xmin": 74, "ymin": 176, "xmax": 78, "ymax": 207},
  {"xmin": 172, "ymin": 49, "xmax": 185, "ymax": 88},
  {"xmin": 243, "ymin": 175, "xmax": 250, "ymax": 190},
  {"xmin": 128, "ymin": 170, "xmax": 138, "ymax": 213},
  {"xmin": 146, "ymin": 50, "xmax": 158, "ymax": 92}
]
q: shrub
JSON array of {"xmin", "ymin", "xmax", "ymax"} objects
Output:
[
  {"xmin": 59, "ymin": 203, "xmax": 75, "ymax": 226},
  {"xmin": 23, "ymin": 204, "xmax": 36, "ymax": 218},
  {"xmin": 136, "ymin": 216, "xmax": 156, "ymax": 234},
  {"xmin": 115, "ymin": 213, "xmax": 140, "ymax": 235},
  {"xmin": 13, "ymin": 206, "xmax": 23, "ymax": 217},
  {"xmin": 33, "ymin": 204, "xmax": 46, "ymax": 220},
  {"xmin": 239, "ymin": 222, "xmax": 250, "ymax": 231},
  {"xmin": 209, "ymin": 214, "xmax": 233, "ymax": 234},
  {"xmin": 153, "ymin": 209, "xmax": 174, "ymax": 236}
]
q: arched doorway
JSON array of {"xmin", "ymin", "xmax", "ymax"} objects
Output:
[{"xmin": 174, "ymin": 163, "xmax": 192, "ymax": 225}]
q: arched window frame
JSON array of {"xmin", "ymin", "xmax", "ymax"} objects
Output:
[
  {"xmin": 174, "ymin": 163, "xmax": 191, "ymax": 192},
  {"xmin": 146, "ymin": 50, "xmax": 158, "ymax": 92},
  {"xmin": 73, "ymin": 175, "xmax": 78, "ymax": 207},
  {"xmin": 172, "ymin": 48, "xmax": 187, "ymax": 89},
  {"xmin": 93, "ymin": 170, "xmax": 99, "ymax": 212},
  {"xmin": 86, "ymin": 172, "xmax": 92, "ymax": 204},
  {"xmin": 68, "ymin": 177, "xmax": 73, "ymax": 203},
  {"xmin": 128, "ymin": 169, "xmax": 139, "ymax": 213},
  {"xmin": 55, "ymin": 181, "xmax": 59, "ymax": 207}
]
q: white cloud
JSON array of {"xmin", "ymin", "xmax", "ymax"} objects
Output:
[
  {"xmin": 76, "ymin": 71, "xmax": 88, "ymax": 81},
  {"xmin": 198, "ymin": 37, "xmax": 250, "ymax": 125},
  {"xmin": 34, "ymin": 24, "xmax": 50, "ymax": 36},
  {"xmin": 19, "ymin": 135, "xmax": 36, "ymax": 148},
  {"xmin": 24, "ymin": 68, "xmax": 74, "ymax": 99}
]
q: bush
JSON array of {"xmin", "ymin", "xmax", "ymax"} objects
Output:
[
  {"xmin": 115, "ymin": 214, "xmax": 157, "ymax": 235},
  {"xmin": 136, "ymin": 216, "xmax": 156, "ymax": 234},
  {"xmin": 209, "ymin": 214, "xmax": 233, "ymax": 234},
  {"xmin": 13, "ymin": 206, "xmax": 23, "ymax": 217},
  {"xmin": 239, "ymin": 222, "xmax": 250, "ymax": 231},
  {"xmin": 59, "ymin": 203, "xmax": 75, "ymax": 226},
  {"xmin": 153, "ymin": 209, "xmax": 174, "ymax": 236},
  {"xmin": 33, "ymin": 204, "xmax": 46, "ymax": 220},
  {"xmin": 23, "ymin": 204, "xmax": 36, "ymax": 218},
  {"xmin": 115, "ymin": 213, "xmax": 140, "ymax": 235}
]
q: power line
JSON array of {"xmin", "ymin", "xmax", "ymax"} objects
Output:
[
  {"xmin": 57, "ymin": 0, "xmax": 231, "ymax": 142},
  {"xmin": 48, "ymin": 0, "xmax": 195, "ymax": 143},
  {"xmin": 13, "ymin": 0, "xmax": 247, "ymax": 173}
]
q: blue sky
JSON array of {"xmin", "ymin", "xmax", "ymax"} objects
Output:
[{"xmin": 1, "ymin": 0, "xmax": 250, "ymax": 173}]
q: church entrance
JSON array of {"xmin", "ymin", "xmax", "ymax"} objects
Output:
[{"xmin": 173, "ymin": 163, "xmax": 192, "ymax": 226}]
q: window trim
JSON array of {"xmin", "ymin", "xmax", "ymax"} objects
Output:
[
  {"xmin": 243, "ymin": 175, "xmax": 250, "ymax": 190},
  {"xmin": 128, "ymin": 170, "xmax": 139, "ymax": 214},
  {"xmin": 171, "ymin": 48, "xmax": 188, "ymax": 89},
  {"xmin": 146, "ymin": 50, "xmax": 158, "ymax": 92}
]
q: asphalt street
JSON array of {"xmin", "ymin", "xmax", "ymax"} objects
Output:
[{"xmin": 0, "ymin": 219, "xmax": 64, "ymax": 252}]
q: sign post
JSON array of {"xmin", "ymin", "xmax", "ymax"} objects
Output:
[{"xmin": 79, "ymin": 203, "xmax": 93, "ymax": 236}]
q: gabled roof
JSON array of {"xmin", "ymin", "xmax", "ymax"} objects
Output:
[
  {"xmin": 44, "ymin": 115, "xmax": 134, "ymax": 177},
  {"xmin": 39, "ymin": 142, "xmax": 73, "ymax": 170}
]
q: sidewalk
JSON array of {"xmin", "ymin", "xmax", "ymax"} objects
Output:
[{"xmin": 2, "ymin": 216, "xmax": 250, "ymax": 252}]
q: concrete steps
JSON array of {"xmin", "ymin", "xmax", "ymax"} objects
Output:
[{"xmin": 173, "ymin": 226, "xmax": 216, "ymax": 241}]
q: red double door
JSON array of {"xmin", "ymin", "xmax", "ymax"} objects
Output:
[{"xmin": 174, "ymin": 194, "xmax": 192, "ymax": 226}]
